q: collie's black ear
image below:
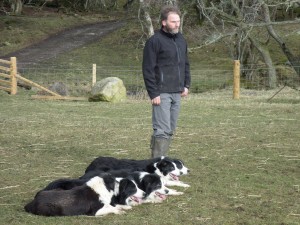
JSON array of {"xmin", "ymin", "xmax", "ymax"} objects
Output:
[
  {"xmin": 140, "ymin": 175, "xmax": 160, "ymax": 197},
  {"xmin": 102, "ymin": 174, "xmax": 116, "ymax": 192},
  {"xmin": 156, "ymin": 158, "xmax": 175, "ymax": 176},
  {"xmin": 172, "ymin": 159, "xmax": 183, "ymax": 169},
  {"xmin": 158, "ymin": 160, "xmax": 168, "ymax": 167},
  {"xmin": 119, "ymin": 178, "xmax": 133, "ymax": 193},
  {"xmin": 117, "ymin": 178, "xmax": 135, "ymax": 205},
  {"xmin": 145, "ymin": 164, "xmax": 155, "ymax": 173},
  {"xmin": 156, "ymin": 159, "xmax": 172, "ymax": 170},
  {"xmin": 110, "ymin": 196, "xmax": 117, "ymax": 207},
  {"xmin": 139, "ymin": 177, "xmax": 149, "ymax": 195}
]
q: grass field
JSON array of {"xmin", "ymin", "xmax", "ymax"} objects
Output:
[{"xmin": 0, "ymin": 88, "xmax": 299, "ymax": 225}]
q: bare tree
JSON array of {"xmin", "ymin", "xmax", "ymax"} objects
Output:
[
  {"xmin": 165, "ymin": 0, "xmax": 177, "ymax": 5},
  {"xmin": 195, "ymin": 0, "xmax": 299, "ymax": 88},
  {"xmin": 9, "ymin": 0, "xmax": 22, "ymax": 14},
  {"xmin": 83, "ymin": 0, "xmax": 111, "ymax": 10},
  {"xmin": 259, "ymin": 0, "xmax": 299, "ymax": 76},
  {"xmin": 123, "ymin": 0, "xmax": 135, "ymax": 10},
  {"xmin": 138, "ymin": 0, "xmax": 154, "ymax": 38}
]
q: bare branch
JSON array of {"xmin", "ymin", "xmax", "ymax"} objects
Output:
[
  {"xmin": 246, "ymin": 19, "xmax": 300, "ymax": 27},
  {"xmin": 189, "ymin": 32, "xmax": 236, "ymax": 51}
]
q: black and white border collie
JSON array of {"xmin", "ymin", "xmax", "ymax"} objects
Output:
[
  {"xmin": 83, "ymin": 170, "xmax": 184, "ymax": 202},
  {"xmin": 40, "ymin": 169, "xmax": 182, "ymax": 204},
  {"xmin": 24, "ymin": 174, "xmax": 144, "ymax": 216},
  {"xmin": 24, "ymin": 156, "xmax": 190, "ymax": 216},
  {"xmin": 84, "ymin": 156, "xmax": 190, "ymax": 188},
  {"xmin": 129, "ymin": 171, "xmax": 183, "ymax": 203}
]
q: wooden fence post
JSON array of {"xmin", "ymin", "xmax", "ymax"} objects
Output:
[
  {"xmin": 233, "ymin": 60, "xmax": 240, "ymax": 99},
  {"xmin": 92, "ymin": 64, "xmax": 96, "ymax": 86},
  {"xmin": 10, "ymin": 57, "xmax": 17, "ymax": 95}
]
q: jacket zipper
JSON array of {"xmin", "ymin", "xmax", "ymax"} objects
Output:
[{"xmin": 173, "ymin": 39, "xmax": 181, "ymax": 90}]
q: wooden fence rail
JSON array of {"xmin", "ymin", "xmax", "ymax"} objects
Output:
[
  {"xmin": 0, "ymin": 57, "xmax": 60, "ymax": 97},
  {"xmin": 0, "ymin": 57, "xmax": 17, "ymax": 95},
  {"xmin": 1, "ymin": 57, "xmax": 241, "ymax": 100},
  {"xmin": 0, "ymin": 57, "xmax": 87, "ymax": 101}
]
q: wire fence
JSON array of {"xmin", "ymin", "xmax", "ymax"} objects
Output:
[{"xmin": 17, "ymin": 63, "xmax": 300, "ymax": 97}]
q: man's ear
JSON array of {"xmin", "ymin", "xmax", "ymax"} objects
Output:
[{"xmin": 162, "ymin": 20, "xmax": 167, "ymax": 27}]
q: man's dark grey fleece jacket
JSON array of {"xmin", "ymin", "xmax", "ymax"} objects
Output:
[{"xmin": 142, "ymin": 29, "xmax": 191, "ymax": 100}]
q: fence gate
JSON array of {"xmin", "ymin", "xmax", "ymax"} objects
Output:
[
  {"xmin": 0, "ymin": 57, "xmax": 17, "ymax": 95},
  {"xmin": 0, "ymin": 57, "xmax": 87, "ymax": 101}
]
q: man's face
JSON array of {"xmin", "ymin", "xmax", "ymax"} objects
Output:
[{"xmin": 162, "ymin": 13, "xmax": 180, "ymax": 34}]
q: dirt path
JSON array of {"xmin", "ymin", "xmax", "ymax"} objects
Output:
[{"xmin": 3, "ymin": 20, "xmax": 125, "ymax": 69}]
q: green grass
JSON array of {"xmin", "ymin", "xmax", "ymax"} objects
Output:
[
  {"xmin": 0, "ymin": 88, "xmax": 299, "ymax": 225},
  {"xmin": 1, "ymin": 8, "xmax": 299, "ymax": 225}
]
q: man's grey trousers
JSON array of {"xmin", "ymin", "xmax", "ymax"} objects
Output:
[{"xmin": 152, "ymin": 93, "xmax": 181, "ymax": 139}]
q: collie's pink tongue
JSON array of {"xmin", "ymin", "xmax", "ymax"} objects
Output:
[
  {"xmin": 131, "ymin": 196, "xmax": 142, "ymax": 204},
  {"xmin": 155, "ymin": 192, "xmax": 167, "ymax": 200},
  {"xmin": 170, "ymin": 173, "xmax": 179, "ymax": 181}
]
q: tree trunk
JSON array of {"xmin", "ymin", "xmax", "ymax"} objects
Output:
[
  {"xmin": 139, "ymin": 0, "xmax": 154, "ymax": 38},
  {"xmin": 260, "ymin": 0, "xmax": 299, "ymax": 76},
  {"xmin": 84, "ymin": 0, "xmax": 107, "ymax": 10},
  {"xmin": 84, "ymin": 0, "xmax": 89, "ymax": 10},
  {"xmin": 123, "ymin": 0, "xmax": 135, "ymax": 10},
  {"xmin": 165, "ymin": 0, "xmax": 177, "ymax": 5},
  {"xmin": 100, "ymin": 0, "xmax": 107, "ymax": 8},
  {"xmin": 10, "ymin": 0, "xmax": 22, "ymax": 15},
  {"xmin": 180, "ymin": 10, "xmax": 187, "ymax": 34},
  {"xmin": 249, "ymin": 36, "xmax": 277, "ymax": 88}
]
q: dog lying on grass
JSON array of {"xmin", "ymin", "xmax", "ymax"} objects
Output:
[
  {"xmin": 85, "ymin": 156, "xmax": 190, "ymax": 188},
  {"xmin": 24, "ymin": 156, "xmax": 190, "ymax": 216},
  {"xmin": 24, "ymin": 174, "xmax": 144, "ymax": 216},
  {"xmin": 42, "ymin": 170, "xmax": 182, "ymax": 204}
]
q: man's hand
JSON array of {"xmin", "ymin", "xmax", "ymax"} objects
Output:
[
  {"xmin": 151, "ymin": 96, "xmax": 161, "ymax": 105},
  {"xmin": 181, "ymin": 87, "xmax": 189, "ymax": 97}
]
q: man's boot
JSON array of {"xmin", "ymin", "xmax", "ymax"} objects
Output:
[{"xmin": 150, "ymin": 136, "xmax": 171, "ymax": 158}]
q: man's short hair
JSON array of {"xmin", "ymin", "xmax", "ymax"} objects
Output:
[{"xmin": 160, "ymin": 5, "xmax": 181, "ymax": 22}]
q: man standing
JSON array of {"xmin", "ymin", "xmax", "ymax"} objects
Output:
[{"xmin": 142, "ymin": 5, "xmax": 191, "ymax": 158}]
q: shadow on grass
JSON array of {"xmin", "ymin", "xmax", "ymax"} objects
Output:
[{"xmin": 267, "ymin": 99, "xmax": 300, "ymax": 104}]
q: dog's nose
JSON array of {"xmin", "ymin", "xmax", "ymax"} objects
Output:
[
  {"xmin": 180, "ymin": 172, "xmax": 183, "ymax": 175},
  {"xmin": 187, "ymin": 169, "xmax": 190, "ymax": 173},
  {"xmin": 165, "ymin": 189, "xmax": 169, "ymax": 194}
]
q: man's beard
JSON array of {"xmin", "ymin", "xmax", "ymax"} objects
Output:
[{"xmin": 165, "ymin": 25, "xmax": 179, "ymax": 34}]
